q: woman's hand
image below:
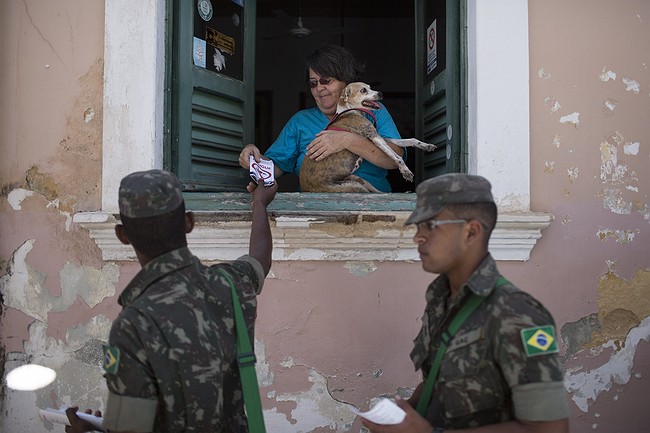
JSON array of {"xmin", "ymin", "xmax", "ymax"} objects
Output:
[
  {"xmin": 239, "ymin": 144, "xmax": 262, "ymax": 169},
  {"xmin": 306, "ymin": 131, "xmax": 352, "ymax": 160}
]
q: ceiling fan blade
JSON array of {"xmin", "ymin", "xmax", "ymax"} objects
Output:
[
  {"xmin": 311, "ymin": 26, "xmax": 357, "ymax": 36},
  {"xmin": 272, "ymin": 9, "xmax": 297, "ymax": 29},
  {"xmin": 263, "ymin": 34, "xmax": 292, "ymax": 40}
]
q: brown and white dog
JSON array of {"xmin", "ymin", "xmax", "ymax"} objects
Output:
[{"xmin": 299, "ymin": 82, "xmax": 436, "ymax": 193}]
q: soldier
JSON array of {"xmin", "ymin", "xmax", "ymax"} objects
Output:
[
  {"xmin": 65, "ymin": 169, "xmax": 277, "ymax": 433},
  {"xmin": 362, "ymin": 174, "xmax": 570, "ymax": 433}
]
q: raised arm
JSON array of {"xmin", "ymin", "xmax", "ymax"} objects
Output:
[
  {"xmin": 306, "ymin": 130, "xmax": 404, "ymax": 169},
  {"xmin": 246, "ymin": 181, "xmax": 278, "ymax": 276}
]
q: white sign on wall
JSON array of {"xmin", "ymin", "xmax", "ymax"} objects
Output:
[{"xmin": 427, "ymin": 19, "xmax": 438, "ymax": 74}]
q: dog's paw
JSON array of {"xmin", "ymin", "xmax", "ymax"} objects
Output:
[
  {"xmin": 400, "ymin": 168, "xmax": 414, "ymax": 182},
  {"xmin": 420, "ymin": 142, "xmax": 437, "ymax": 152}
]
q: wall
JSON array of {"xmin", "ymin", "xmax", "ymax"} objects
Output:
[
  {"xmin": 526, "ymin": 1, "xmax": 650, "ymax": 431},
  {"xmin": 1, "ymin": 1, "xmax": 649, "ymax": 433}
]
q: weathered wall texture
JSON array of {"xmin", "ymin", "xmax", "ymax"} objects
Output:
[
  {"xmin": 526, "ymin": 0, "xmax": 650, "ymax": 431},
  {"xmin": 1, "ymin": 1, "xmax": 649, "ymax": 432}
]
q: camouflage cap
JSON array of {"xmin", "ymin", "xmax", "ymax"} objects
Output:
[
  {"xmin": 405, "ymin": 173, "xmax": 494, "ymax": 225},
  {"xmin": 118, "ymin": 169, "xmax": 184, "ymax": 218}
]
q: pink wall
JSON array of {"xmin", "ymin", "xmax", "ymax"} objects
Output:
[{"xmin": 1, "ymin": 0, "xmax": 649, "ymax": 432}]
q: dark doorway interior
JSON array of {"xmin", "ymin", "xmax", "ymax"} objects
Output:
[{"xmin": 255, "ymin": 1, "xmax": 416, "ymax": 192}]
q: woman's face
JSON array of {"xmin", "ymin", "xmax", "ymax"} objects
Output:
[{"xmin": 308, "ymin": 68, "xmax": 347, "ymax": 117}]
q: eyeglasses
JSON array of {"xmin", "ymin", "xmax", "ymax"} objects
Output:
[
  {"xmin": 308, "ymin": 77, "xmax": 334, "ymax": 88},
  {"xmin": 416, "ymin": 219, "xmax": 467, "ymax": 232}
]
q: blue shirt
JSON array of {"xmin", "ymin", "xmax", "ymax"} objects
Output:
[{"xmin": 265, "ymin": 104, "xmax": 402, "ymax": 192}]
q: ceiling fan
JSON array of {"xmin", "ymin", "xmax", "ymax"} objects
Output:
[{"xmin": 265, "ymin": 4, "xmax": 356, "ymax": 40}]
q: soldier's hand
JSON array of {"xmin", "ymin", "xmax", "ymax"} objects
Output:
[
  {"xmin": 65, "ymin": 407, "xmax": 99, "ymax": 433},
  {"xmin": 247, "ymin": 181, "xmax": 278, "ymax": 208},
  {"xmin": 360, "ymin": 398, "xmax": 433, "ymax": 433}
]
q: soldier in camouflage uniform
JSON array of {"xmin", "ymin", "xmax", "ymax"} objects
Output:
[
  {"xmin": 362, "ymin": 174, "xmax": 569, "ymax": 433},
  {"xmin": 65, "ymin": 169, "xmax": 277, "ymax": 433}
]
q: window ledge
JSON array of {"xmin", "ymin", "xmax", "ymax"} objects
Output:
[{"xmin": 74, "ymin": 193, "xmax": 551, "ymax": 262}]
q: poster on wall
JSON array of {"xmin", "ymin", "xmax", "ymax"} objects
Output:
[
  {"xmin": 426, "ymin": 20, "xmax": 438, "ymax": 74},
  {"xmin": 193, "ymin": 0, "xmax": 244, "ymax": 81}
]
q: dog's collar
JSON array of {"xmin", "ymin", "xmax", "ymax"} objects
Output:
[{"xmin": 326, "ymin": 107, "xmax": 377, "ymax": 130}]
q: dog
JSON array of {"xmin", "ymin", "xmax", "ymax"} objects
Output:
[{"xmin": 299, "ymin": 82, "xmax": 436, "ymax": 193}]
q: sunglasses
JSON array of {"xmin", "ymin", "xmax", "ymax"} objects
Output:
[
  {"xmin": 308, "ymin": 77, "xmax": 334, "ymax": 88},
  {"xmin": 416, "ymin": 219, "xmax": 467, "ymax": 232}
]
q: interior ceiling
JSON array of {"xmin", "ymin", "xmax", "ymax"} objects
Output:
[{"xmin": 256, "ymin": 0, "xmax": 412, "ymax": 18}]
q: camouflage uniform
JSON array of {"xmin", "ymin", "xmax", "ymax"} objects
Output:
[
  {"xmin": 103, "ymin": 250, "xmax": 264, "ymax": 433},
  {"xmin": 410, "ymin": 254, "xmax": 569, "ymax": 429},
  {"xmin": 406, "ymin": 173, "xmax": 569, "ymax": 429},
  {"xmin": 102, "ymin": 169, "xmax": 266, "ymax": 432}
]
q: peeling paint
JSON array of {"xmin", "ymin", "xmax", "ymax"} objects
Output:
[
  {"xmin": 604, "ymin": 99, "xmax": 617, "ymax": 111},
  {"xmin": 552, "ymin": 133, "xmax": 561, "ymax": 148},
  {"xmin": 623, "ymin": 142, "xmax": 639, "ymax": 156},
  {"xmin": 596, "ymin": 228, "xmax": 638, "ymax": 244},
  {"xmin": 622, "ymin": 77, "xmax": 640, "ymax": 94},
  {"xmin": 84, "ymin": 108, "xmax": 95, "ymax": 123},
  {"xmin": 0, "ymin": 241, "xmax": 118, "ymax": 322},
  {"xmin": 538, "ymin": 68, "xmax": 551, "ymax": 79},
  {"xmin": 560, "ymin": 112, "xmax": 580, "ymax": 127},
  {"xmin": 7, "ymin": 188, "xmax": 35, "ymax": 210},
  {"xmin": 344, "ymin": 261, "xmax": 378, "ymax": 276},
  {"xmin": 567, "ymin": 167, "xmax": 579, "ymax": 183},
  {"xmin": 58, "ymin": 261, "xmax": 118, "ymax": 310},
  {"xmin": 599, "ymin": 136, "xmax": 643, "ymax": 216},
  {"xmin": 544, "ymin": 97, "xmax": 561, "ymax": 112},
  {"xmin": 564, "ymin": 316, "xmax": 650, "ymax": 412},
  {"xmin": 544, "ymin": 161, "xmax": 555, "ymax": 174},
  {"xmin": 561, "ymin": 313, "xmax": 601, "ymax": 361},
  {"xmin": 264, "ymin": 369, "xmax": 356, "ymax": 433},
  {"xmin": 599, "ymin": 68, "xmax": 616, "ymax": 82},
  {"xmin": 255, "ymin": 340, "xmax": 275, "ymax": 387}
]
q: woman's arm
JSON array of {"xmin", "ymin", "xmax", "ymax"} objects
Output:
[{"xmin": 305, "ymin": 130, "xmax": 404, "ymax": 169}]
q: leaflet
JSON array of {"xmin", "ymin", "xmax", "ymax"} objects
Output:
[
  {"xmin": 350, "ymin": 398, "xmax": 406, "ymax": 425},
  {"xmin": 39, "ymin": 408, "xmax": 105, "ymax": 432},
  {"xmin": 249, "ymin": 156, "xmax": 275, "ymax": 187}
]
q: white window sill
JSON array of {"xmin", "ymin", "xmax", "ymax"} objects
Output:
[{"xmin": 73, "ymin": 197, "xmax": 551, "ymax": 262}]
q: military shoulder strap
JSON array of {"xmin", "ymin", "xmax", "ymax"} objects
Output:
[
  {"xmin": 218, "ymin": 268, "xmax": 267, "ymax": 433},
  {"xmin": 416, "ymin": 276, "xmax": 510, "ymax": 417}
]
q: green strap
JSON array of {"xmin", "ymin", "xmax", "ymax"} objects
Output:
[
  {"xmin": 416, "ymin": 276, "xmax": 509, "ymax": 417},
  {"xmin": 218, "ymin": 269, "xmax": 266, "ymax": 433}
]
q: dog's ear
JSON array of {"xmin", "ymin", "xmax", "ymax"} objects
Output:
[{"xmin": 342, "ymin": 86, "xmax": 351, "ymax": 102}]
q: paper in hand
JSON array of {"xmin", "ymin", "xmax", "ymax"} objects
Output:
[
  {"xmin": 350, "ymin": 398, "xmax": 406, "ymax": 425},
  {"xmin": 39, "ymin": 408, "xmax": 105, "ymax": 432},
  {"xmin": 249, "ymin": 156, "xmax": 275, "ymax": 187}
]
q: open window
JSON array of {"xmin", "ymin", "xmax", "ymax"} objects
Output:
[{"xmin": 82, "ymin": 0, "xmax": 548, "ymax": 262}]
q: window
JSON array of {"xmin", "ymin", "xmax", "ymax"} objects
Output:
[{"xmin": 81, "ymin": 0, "xmax": 547, "ymax": 262}]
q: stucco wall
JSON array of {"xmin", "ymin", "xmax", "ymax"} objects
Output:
[
  {"xmin": 526, "ymin": 1, "xmax": 650, "ymax": 431},
  {"xmin": 1, "ymin": 1, "xmax": 649, "ymax": 433}
]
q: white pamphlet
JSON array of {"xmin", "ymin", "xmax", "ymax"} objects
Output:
[
  {"xmin": 350, "ymin": 398, "xmax": 406, "ymax": 425},
  {"xmin": 39, "ymin": 408, "xmax": 105, "ymax": 432},
  {"xmin": 249, "ymin": 156, "xmax": 275, "ymax": 186}
]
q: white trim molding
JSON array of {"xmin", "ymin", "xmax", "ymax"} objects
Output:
[{"xmin": 74, "ymin": 211, "xmax": 552, "ymax": 262}]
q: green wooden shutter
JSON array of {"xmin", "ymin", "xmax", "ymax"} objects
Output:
[
  {"xmin": 415, "ymin": 0, "xmax": 465, "ymax": 180},
  {"xmin": 166, "ymin": 0, "xmax": 256, "ymax": 191}
]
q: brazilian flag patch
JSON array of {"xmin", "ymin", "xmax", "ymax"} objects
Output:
[
  {"xmin": 103, "ymin": 345, "xmax": 120, "ymax": 374},
  {"xmin": 520, "ymin": 326, "xmax": 559, "ymax": 356}
]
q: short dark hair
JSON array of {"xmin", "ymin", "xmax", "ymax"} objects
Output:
[
  {"xmin": 446, "ymin": 202, "xmax": 498, "ymax": 240},
  {"xmin": 306, "ymin": 45, "xmax": 365, "ymax": 84},
  {"xmin": 120, "ymin": 202, "xmax": 187, "ymax": 258}
]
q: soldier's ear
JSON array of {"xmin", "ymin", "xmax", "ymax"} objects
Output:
[
  {"xmin": 115, "ymin": 224, "xmax": 131, "ymax": 245},
  {"xmin": 185, "ymin": 212, "xmax": 195, "ymax": 234}
]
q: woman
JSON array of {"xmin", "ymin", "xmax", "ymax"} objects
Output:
[{"xmin": 239, "ymin": 45, "xmax": 405, "ymax": 192}]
